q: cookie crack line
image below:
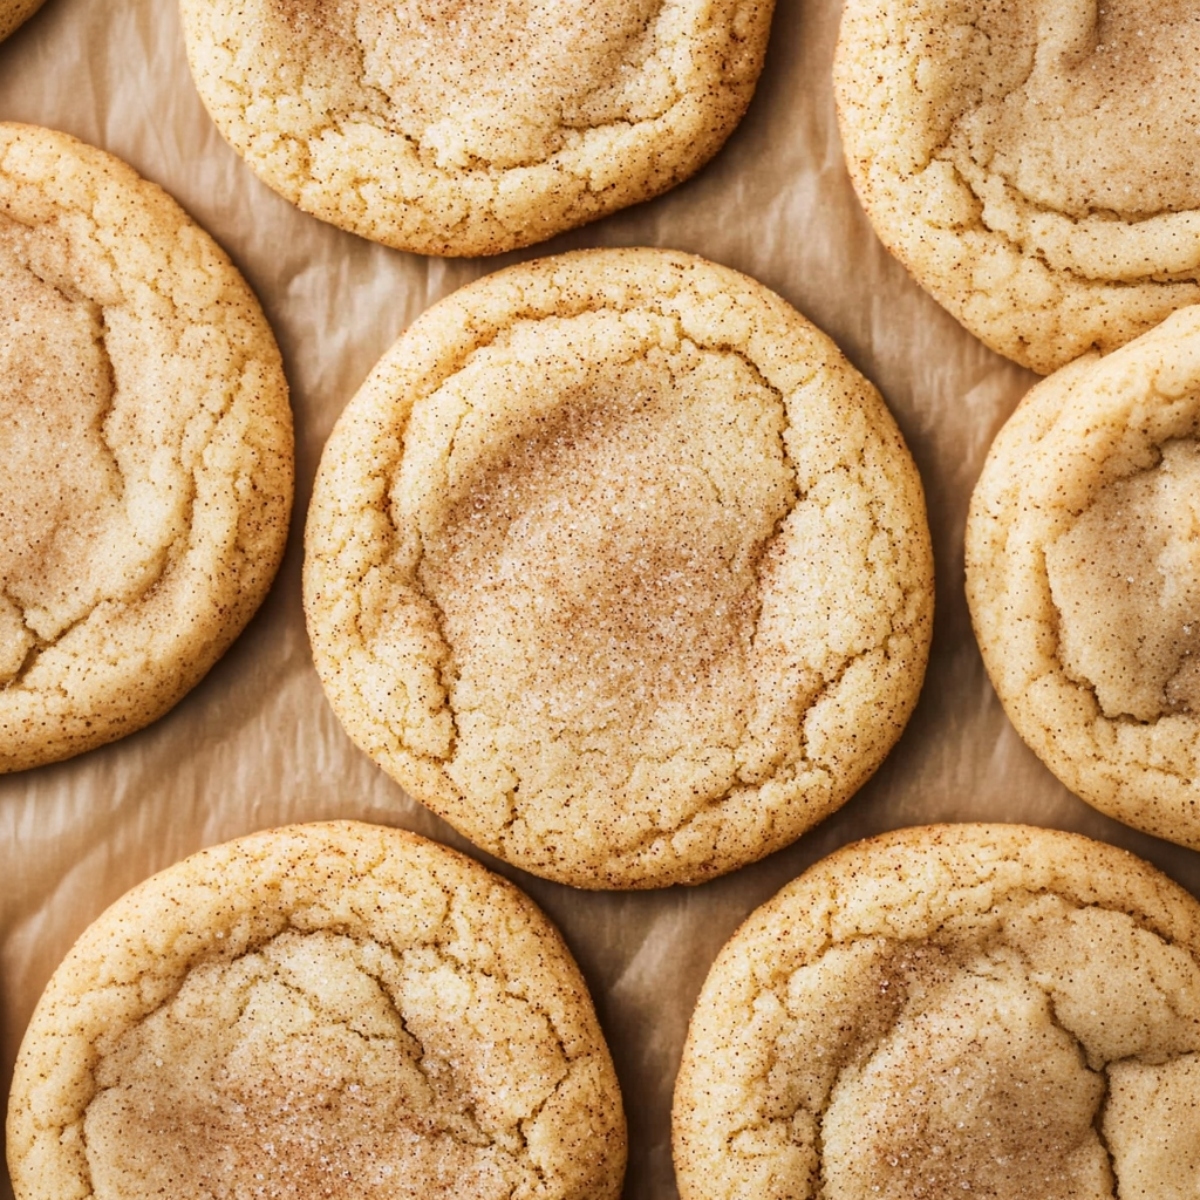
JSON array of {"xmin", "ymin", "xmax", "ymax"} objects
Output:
[
  {"xmin": 623, "ymin": 622, "xmax": 908, "ymax": 859},
  {"xmin": 0, "ymin": 257, "xmax": 127, "ymax": 683},
  {"xmin": 1, "ymin": 584, "xmax": 44, "ymax": 686},
  {"xmin": 323, "ymin": 955, "xmax": 524, "ymax": 1155},
  {"xmin": 916, "ymin": 145, "xmax": 1200, "ymax": 294},
  {"xmin": 1025, "ymin": 968, "xmax": 1123, "ymax": 1185},
  {"xmin": 2, "ymin": 605, "xmax": 97, "ymax": 695},
  {"xmin": 2, "ymin": 302, "xmax": 139, "ymax": 684},
  {"xmin": 383, "ymin": 98, "xmax": 684, "ymax": 182},
  {"xmin": 240, "ymin": 16, "xmax": 685, "ymax": 180},
  {"xmin": 740, "ymin": 886, "xmax": 1200, "ymax": 1004},
  {"xmin": 897, "ymin": 7, "xmax": 1200, "ymax": 242},
  {"xmin": 285, "ymin": 890, "xmax": 579, "ymax": 1042},
  {"xmin": 1023, "ymin": 650, "xmax": 1200, "ymax": 773},
  {"xmin": 4, "ymin": 326, "xmax": 252, "ymax": 697},
  {"xmin": 71, "ymin": 928, "xmax": 577, "ymax": 1178},
  {"xmin": 723, "ymin": 920, "xmax": 1197, "ymax": 1173},
  {"xmin": 92, "ymin": 306, "xmax": 125, "ymax": 501},
  {"xmin": 1093, "ymin": 1082, "xmax": 1119, "ymax": 1189}
]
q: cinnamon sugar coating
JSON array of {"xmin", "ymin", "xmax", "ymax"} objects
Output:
[
  {"xmin": 673, "ymin": 824, "xmax": 1200, "ymax": 1200},
  {"xmin": 6, "ymin": 822, "xmax": 626, "ymax": 1200},
  {"xmin": 304, "ymin": 249, "xmax": 933, "ymax": 888},
  {"xmin": 180, "ymin": 0, "xmax": 775, "ymax": 256},
  {"xmin": 0, "ymin": 123, "xmax": 293, "ymax": 771}
]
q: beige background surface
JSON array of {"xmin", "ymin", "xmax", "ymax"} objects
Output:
[{"xmin": 1, "ymin": 1, "xmax": 1198, "ymax": 1197}]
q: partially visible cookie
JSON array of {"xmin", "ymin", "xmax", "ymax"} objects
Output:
[
  {"xmin": 6, "ymin": 821, "xmax": 627, "ymax": 1200},
  {"xmin": 0, "ymin": 0, "xmax": 45, "ymax": 40},
  {"xmin": 967, "ymin": 307, "xmax": 1200, "ymax": 849},
  {"xmin": 179, "ymin": 0, "xmax": 775, "ymax": 257},
  {"xmin": 0, "ymin": 123, "xmax": 293, "ymax": 771},
  {"xmin": 673, "ymin": 823, "xmax": 1200, "ymax": 1200},
  {"xmin": 835, "ymin": 1, "xmax": 1200, "ymax": 374},
  {"xmin": 304, "ymin": 248, "xmax": 934, "ymax": 888}
]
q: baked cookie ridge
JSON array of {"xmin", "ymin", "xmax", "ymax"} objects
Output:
[
  {"xmin": 304, "ymin": 248, "xmax": 934, "ymax": 888},
  {"xmin": 0, "ymin": 123, "xmax": 293, "ymax": 772},
  {"xmin": 6, "ymin": 821, "xmax": 627, "ymax": 1200},
  {"xmin": 179, "ymin": 0, "xmax": 776, "ymax": 255},
  {"xmin": 673, "ymin": 823, "xmax": 1200, "ymax": 1200}
]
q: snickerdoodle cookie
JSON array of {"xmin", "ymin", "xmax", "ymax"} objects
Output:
[
  {"xmin": 835, "ymin": 1, "xmax": 1200, "ymax": 374},
  {"xmin": 304, "ymin": 248, "xmax": 934, "ymax": 888},
  {"xmin": 0, "ymin": 123, "xmax": 293, "ymax": 771},
  {"xmin": 179, "ymin": 0, "xmax": 775, "ymax": 256},
  {"xmin": 0, "ymin": 0, "xmax": 44, "ymax": 41},
  {"xmin": 967, "ymin": 308, "xmax": 1200, "ymax": 849},
  {"xmin": 673, "ymin": 823, "xmax": 1200, "ymax": 1200},
  {"xmin": 6, "ymin": 821, "xmax": 626, "ymax": 1200}
]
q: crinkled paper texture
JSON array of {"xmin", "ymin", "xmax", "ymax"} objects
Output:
[{"xmin": 1, "ymin": 1, "xmax": 1198, "ymax": 1197}]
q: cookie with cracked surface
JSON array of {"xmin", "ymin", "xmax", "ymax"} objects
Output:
[
  {"xmin": 0, "ymin": 123, "xmax": 293, "ymax": 772},
  {"xmin": 303, "ymin": 248, "xmax": 934, "ymax": 888},
  {"xmin": 178, "ymin": 0, "xmax": 775, "ymax": 257},
  {"xmin": 966, "ymin": 307, "xmax": 1200, "ymax": 849},
  {"xmin": 835, "ymin": 0, "xmax": 1200, "ymax": 374},
  {"xmin": 673, "ymin": 823, "xmax": 1200, "ymax": 1200},
  {"xmin": 6, "ymin": 820, "xmax": 627, "ymax": 1200},
  {"xmin": 0, "ymin": 0, "xmax": 46, "ymax": 41}
]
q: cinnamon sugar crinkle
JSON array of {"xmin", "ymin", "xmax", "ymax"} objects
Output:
[
  {"xmin": 6, "ymin": 821, "xmax": 626, "ymax": 1200},
  {"xmin": 180, "ymin": 0, "xmax": 776, "ymax": 255},
  {"xmin": 674, "ymin": 824, "xmax": 1200, "ymax": 1200},
  {"xmin": 304, "ymin": 248, "xmax": 934, "ymax": 888},
  {"xmin": 0, "ymin": 123, "xmax": 293, "ymax": 772}
]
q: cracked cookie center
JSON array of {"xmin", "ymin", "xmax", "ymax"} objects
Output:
[
  {"xmin": 821, "ymin": 955, "xmax": 1109, "ymax": 1200},
  {"xmin": 954, "ymin": 0, "xmax": 1200, "ymax": 217},
  {"xmin": 275, "ymin": 0, "xmax": 664, "ymax": 169},
  {"xmin": 419, "ymin": 344, "xmax": 795, "ymax": 826},
  {"xmin": 1045, "ymin": 438, "xmax": 1200, "ymax": 721},
  {"xmin": 0, "ymin": 238, "xmax": 134, "ymax": 677},
  {"xmin": 82, "ymin": 930, "xmax": 562, "ymax": 1200}
]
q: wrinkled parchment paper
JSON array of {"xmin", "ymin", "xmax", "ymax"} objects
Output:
[{"xmin": 2, "ymin": 1, "xmax": 1199, "ymax": 1196}]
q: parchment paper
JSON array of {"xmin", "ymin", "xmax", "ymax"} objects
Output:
[{"xmin": 2, "ymin": 1, "xmax": 1198, "ymax": 1197}]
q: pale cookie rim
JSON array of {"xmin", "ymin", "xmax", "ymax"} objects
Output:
[
  {"xmin": 966, "ymin": 306, "xmax": 1200, "ymax": 851},
  {"xmin": 303, "ymin": 246, "xmax": 934, "ymax": 890},
  {"xmin": 5, "ymin": 819, "xmax": 627, "ymax": 1200},
  {"xmin": 672, "ymin": 821, "xmax": 1200, "ymax": 1200},
  {"xmin": 178, "ymin": 0, "xmax": 776, "ymax": 257}
]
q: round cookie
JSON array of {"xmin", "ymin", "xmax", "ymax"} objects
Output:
[
  {"xmin": 0, "ymin": 123, "xmax": 293, "ymax": 771},
  {"xmin": 0, "ymin": 0, "xmax": 45, "ymax": 41},
  {"xmin": 6, "ymin": 820, "xmax": 627, "ymax": 1200},
  {"xmin": 835, "ymin": 1, "xmax": 1200, "ymax": 374},
  {"xmin": 673, "ymin": 823, "xmax": 1200, "ymax": 1200},
  {"xmin": 304, "ymin": 248, "xmax": 934, "ymax": 889},
  {"xmin": 178, "ymin": 0, "xmax": 775, "ymax": 257},
  {"xmin": 967, "ymin": 306, "xmax": 1200, "ymax": 849}
]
